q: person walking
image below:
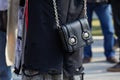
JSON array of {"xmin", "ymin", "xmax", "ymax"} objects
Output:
[
  {"xmin": 107, "ymin": 0, "xmax": 120, "ymax": 72},
  {"xmin": 83, "ymin": 0, "xmax": 118, "ymax": 63},
  {"xmin": 11, "ymin": 0, "xmax": 87, "ymax": 80},
  {"xmin": 0, "ymin": 0, "xmax": 12, "ymax": 80}
]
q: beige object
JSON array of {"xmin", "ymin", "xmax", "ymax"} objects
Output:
[{"xmin": 5, "ymin": 0, "xmax": 19, "ymax": 66}]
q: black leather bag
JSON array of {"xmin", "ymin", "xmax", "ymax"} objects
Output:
[
  {"xmin": 52, "ymin": 0, "xmax": 93, "ymax": 52},
  {"xmin": 58, "ymin": 18, "xmax": 93, "ymax": 52}
]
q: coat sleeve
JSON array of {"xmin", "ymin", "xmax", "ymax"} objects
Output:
[{"xmin": 5, "ymin": 0, "xmax": 19, "ymax": 66}]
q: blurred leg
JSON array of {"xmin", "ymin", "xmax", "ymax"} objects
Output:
[
  {"xmin": 95, "ymin": 4, "xmax": 115, "ymax": 58},
  {"xmin": 83, "ymin": 3, "xmax": 94, "ymax": 59}
]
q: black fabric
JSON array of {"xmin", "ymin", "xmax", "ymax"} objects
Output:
[
  {"xmin": 0, "ymin": 11, "xmax": 7, "ymax": 32},
  {"xmin": 111, "ymin": 0, "xmax": 120, "ymax": 40},
  {"xmin": 24, "ymin": 0, "xmax": 85, "ymax": 75},
  {"xmin": 19, "ymin": 0, "xmax": 25, "ymax": 7}
]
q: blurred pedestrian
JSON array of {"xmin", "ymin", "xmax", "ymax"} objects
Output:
[
  {"xmin": 83, "ymin": 0, "xmax": 117, "ymax": 63},
  {"xmin": 0, "ymin": 0, "xmax": 12, "ymax": 80},
  {"xmin": 107, "ymin": 0, "xmax": 120, "ymax": 72},
  {"xmin": 17, "ymin": 0, "xmax": 86, "ymax": 80}
]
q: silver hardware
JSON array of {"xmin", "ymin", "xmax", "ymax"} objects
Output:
[
  {"xmin": 83, "ymin": 32, "xmax": 89, "ymax": 38},
  {"xmin": 82, "ymin": 31, "xmax": 90, "ymax": 40},
  {"xmin": 68, "ymin": 36, "xmax": 77, "ymax": 45},
  {"xmin": 69, "ymin": 38, "xmax": 76, "ymax": 43}
]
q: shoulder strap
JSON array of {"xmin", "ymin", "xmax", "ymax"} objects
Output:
[{"xmin": 52, "ymin": 0, "xmax": 61, "ymax": 28}]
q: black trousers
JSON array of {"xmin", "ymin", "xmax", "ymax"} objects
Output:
[
  {"xmin": 0, "ymin": 10, "xmax": 7, "ymax": 32},
  {"xmin": 111, "ymin": 0, "xmax": 120, "ymax": 40}
]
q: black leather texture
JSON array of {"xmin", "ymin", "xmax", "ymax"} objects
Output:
[{"xmin": 58, "ymin": 18, "xmax": 93, "ymax": 53}]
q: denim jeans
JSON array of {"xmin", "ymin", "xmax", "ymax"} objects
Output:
[
  {"xmin": 0, "ymin": 31, "xmax": 12, "ymax": 80},
  {"xmin": 84, "ymin": 3, "xmax": 115, "ymax": 58}
]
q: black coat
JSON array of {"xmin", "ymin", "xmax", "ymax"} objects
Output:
[{"xmin": 24, "ymin": 0, "xmax": 85, "ymax": 75}]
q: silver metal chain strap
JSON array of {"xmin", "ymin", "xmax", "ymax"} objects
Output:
[
  {"xmin": 52, "ymin": 0, "xmax": 61, "ymax": 28},
  {"xmin": 52, "ymin": 0, "xmax": 87, "ymax": 28},
  {"xmin": 84, "ymin": 0, "xmax": 87, "ymax": 17}
]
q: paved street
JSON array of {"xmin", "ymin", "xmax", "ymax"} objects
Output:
[
  {"xmin": 12, "ymin": 36, "xmax": 120, "ymax": 80},
  {"xmin": 84, "ymin": 36, "xmax": 120, "ymax": 80}
]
